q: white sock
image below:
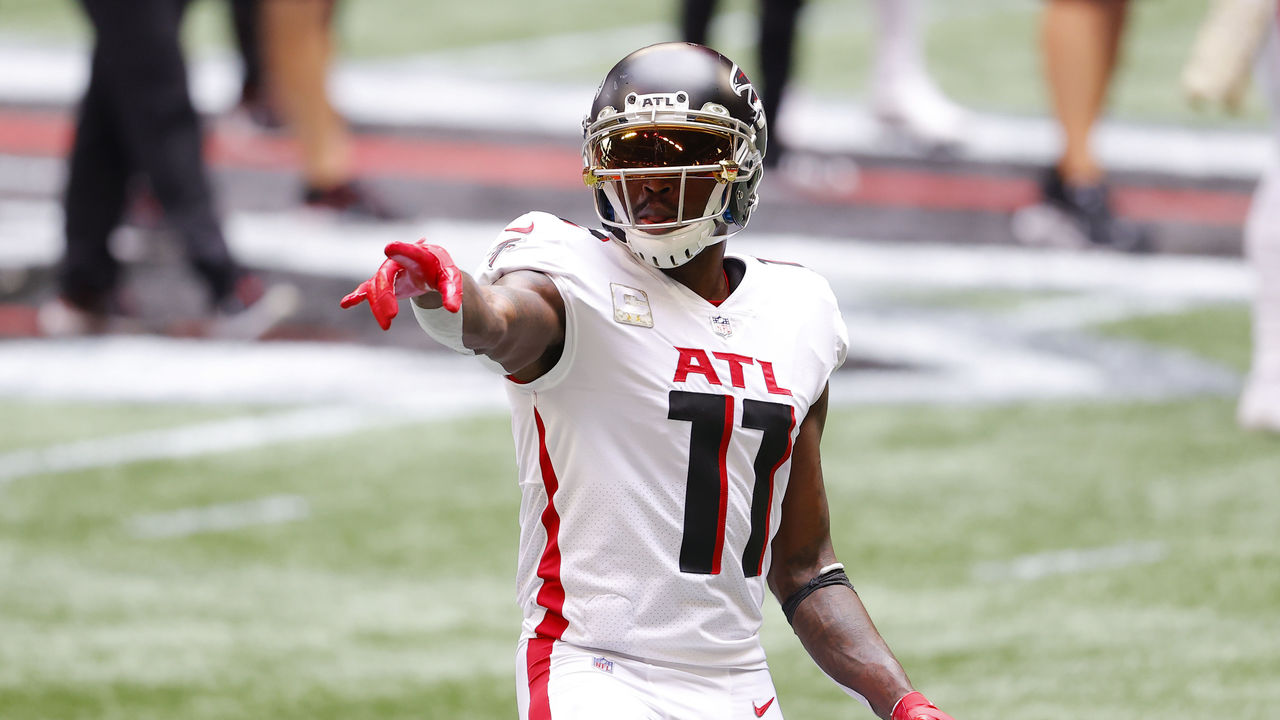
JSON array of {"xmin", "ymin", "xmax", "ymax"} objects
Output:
[{"xmin": 869, "ymin": 0, "xmax": 968, "ymax": 145}]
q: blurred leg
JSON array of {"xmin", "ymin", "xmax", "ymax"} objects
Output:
[
  {"xmin": 262, "ymin": 0, "xmax": 351, "ymax": 190},
  {"xmin": 231, "ymin": 0, "xmax": 265, "ymax": 99},
  {"xmin": 1041, "ymin": 0, "xmax": 1130, "ymax": 185},
  {"xmin": 60, "ymin": 43, "xmax": 128, "ymax": 312},
  {"xmin": 872, "ymin": 0, "xmax": 921, "ymax": 89},
  {"xmin": 869, "ymin": 0, "xmax": 969, "ymax": 147},
  {"xmin": 1240, "ymin": 24, "xmax": 1280, "ymax": 430},
  {"xmin": 758, "ymin": 0, "xmax": 803, "ymax": 165},
  {"xmin": 681, "ymin": 0, "xmax": 717, "ymax": 47},
  {"xmin": 1242, "ymin": 164, "xmax": 1280, "ymax": 425},
  {"xmin": 76, "ymin": 0, "xmax": 241, "ymax": 304}
]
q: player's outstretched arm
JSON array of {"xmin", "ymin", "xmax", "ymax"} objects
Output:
[
  {"xmin": 767, "ymin": 386, "xmax": 954, "ymax": 720},
  {"xmin": 340, "ymin": 240, "xmax": 565, "ymax": 380}
]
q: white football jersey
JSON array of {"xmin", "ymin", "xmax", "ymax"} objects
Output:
[{"xmin": 476, "ymin": 212, "xmax": 849, "ymax": 669}]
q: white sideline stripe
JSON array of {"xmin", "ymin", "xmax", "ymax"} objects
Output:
[
  {"xmin": 0, "ymin": 335, "xmax": 512, "ymax": 407},
  {"xmin": 0, "ymin": 405, "xmax": 428, "ymax": 487},
  {"xmin": 971, "ymin": 541, "xmax": 1167, "ymax": 581},
  {"xmin": 0, "ymin": 36, "xmax": 1268, "ymax": 179},
  {"xmin": 0, "ymin": 200, "xmax": 1251, "ymax": 301},
  {"xmin": 128, "ymin": 494, "xmax": 309, "ymax": 539}
]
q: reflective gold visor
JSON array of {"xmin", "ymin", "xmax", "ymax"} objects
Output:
[{"xmin": 595, "ymin": 127, "xmax": 733, "ymax": 170}]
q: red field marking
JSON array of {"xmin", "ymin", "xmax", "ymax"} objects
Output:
[
  {"xmin": 1112, "ymin": 186, "xmax": 1251, "ymax": 226},
  {"xmin": 0, "ymin": 109, "xmax": 74, "ymax": 154},
  {"xmin": 0, "ymin": 108, "xmax": 1249, "ymax": 226},
  {"xmin": 847, "ymin": 168, "xmax": 1041, "ymax": 213},
  {"xmin": 0, "ymin": 304, "xmax": 38, "ymax": 337}
]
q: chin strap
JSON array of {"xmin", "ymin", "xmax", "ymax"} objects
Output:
[{"xmin": 621, "ymin": 219, "xmax": 719, "ymax": 269}]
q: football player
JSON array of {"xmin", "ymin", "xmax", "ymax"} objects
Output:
[{"xmin": 343, "ymin": 42, "xmax": 957, "ymax": 720}]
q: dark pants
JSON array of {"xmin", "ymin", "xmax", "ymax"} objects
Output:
[
  {"xmin": 680, "ymin": 0, "xmax": 804, "ymax": 165},
  {"xmin": 62, "ymin": 0, "xmax": 239, "ymax": 311},
  {"xmin": 230, "ymin": 0, "xmax": 265, "ymax": 99}
]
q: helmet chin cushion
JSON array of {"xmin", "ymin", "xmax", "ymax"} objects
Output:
[{"xmin": 622, "ymin": 219, "xmax": 721, "ymax": 268}]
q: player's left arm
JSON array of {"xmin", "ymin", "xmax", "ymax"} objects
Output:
[{"xmin": 767, "ymin": 384, "xmax": 953, "ymax": 720}]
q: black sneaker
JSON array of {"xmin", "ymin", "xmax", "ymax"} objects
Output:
[
  {"xmin": 302, "ymin": 181, "xmax": 403, "ymax": 222},
  {"xmin": 1040, "ymin": 168, "xmax": 1151, "ymax": 253}
]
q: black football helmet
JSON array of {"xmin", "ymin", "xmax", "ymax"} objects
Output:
[{"xmin": 582, "ymin": 42, "xmax": 768, "ymax": 268}]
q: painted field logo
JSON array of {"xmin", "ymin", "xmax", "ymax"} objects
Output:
[{"xmin": 592, "ymin": 656, "xmax": 614, "ymax": 673}]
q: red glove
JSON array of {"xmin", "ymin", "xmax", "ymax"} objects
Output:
[
  {"xmin": 891, "ymin": 692, "xmax": 954, "ymax": 720},
  {"xmin": 340, "ymin": 241, "xmax": 463, "ymax": 330}
]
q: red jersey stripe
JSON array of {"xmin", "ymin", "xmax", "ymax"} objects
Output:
[
  {"xmin": 526, "ymin": 407, "xmax": 568, "ymax": 719},
  {"xmin": 532, "ymin": 407, "xmax": 568, "ymax": 639},
  {"xmin": 712, "ymin": 395, "xmax": 734, "ymax": 575},
  {"xmin": 756, "ymin": 406, "xmax": 796, "ymax": 577},
  {"xmin": 525, "ymin": 636, "xmax": 556, "ymax": 720}
]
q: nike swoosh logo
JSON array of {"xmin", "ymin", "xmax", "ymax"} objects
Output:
[
  {"xmin": 753, "ymin": 697, "xmax": 774, "ymax": 717},
  {"xmin": 504, "ymin": 222, "xmax": 535, "ymax": 234}
]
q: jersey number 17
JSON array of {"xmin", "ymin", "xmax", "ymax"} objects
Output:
[{"xmin": 668, "ymin": 390, "xmax": 795, "ymax": 578}]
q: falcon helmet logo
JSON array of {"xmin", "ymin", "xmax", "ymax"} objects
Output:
[{"xmin": 729, "ymin": 64, "xmax": 765, "ymax": 127}]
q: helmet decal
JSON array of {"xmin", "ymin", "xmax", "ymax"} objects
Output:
[
  {"xmin": 582, "ymin": 43, "xmax": 768, "ymax": 269},
  {"xmin": 625, "ymin": 91, "xmax": 691, "ymax": 114},
  {"xmin": 729, "ymin": 63, "xmax": 765, "ymax": 128}
]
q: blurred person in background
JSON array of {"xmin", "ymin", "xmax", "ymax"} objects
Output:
[
  {"xmin": 865, "ymin": 0, "xmax": 969, "ymax": 149},
  {"xmin": 1027, "ymin": 0, "xmax": 1149, "ymax": 251},
  {"xmin": 226, "ymin": 0, "xmax": 282, "ymax": 130},
  {"xmin": 39, "ymin": 0, "xmax": 296, "ymax": 338},
  {"xmin": 341, "ymin": 41, "xmax": 957, "ymax": 720},
  {"xmin": 260, "ymin": 0, "xmax": 400, "ymax": 220},
  {"xmin": 679, "ymin": 0, "xmax": 968, "ymax": 170},
  {"xmin": 1184, "ymin": 0, "xmax": 1280, "ymax": 432}
]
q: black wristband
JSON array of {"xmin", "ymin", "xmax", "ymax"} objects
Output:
[{"xmin": 781, "ymin": 563, "xmax": 855, "ymax": 625}]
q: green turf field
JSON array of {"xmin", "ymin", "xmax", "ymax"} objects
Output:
[
  {"xmin": 1, "ymin": 0, "xmax": 1268, "ymax": 127},
  {"xmin": 1, "ymin": 2, "xmax": 1277, "ymax": 716},
  {"xmin": 2, "ymin": 305, "xmax": 1278, "ymax": 719}
]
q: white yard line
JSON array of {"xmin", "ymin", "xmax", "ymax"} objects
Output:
[
  {"xmin": 0, "ymin": 334, "xmax": 511, "ymax": 487},
  {"xmin": 0, "ymin": 204, "xmax": 1246, "ymax": 415},
  {"xmin": 971, "ymin": 541, "xmax": 1167, "ymax": 582},
  {"xmin": 0, "ymin": 405, "xmax": 430, "ymax": 488},
  {"xmin": 0, "ymin": 335, "xmax": 510, "ymax": 406},
  {"xmin": 127, "ymin": 494, "xmax": 310, "ymax": 539},
  {"xmin": 1, "ymin": 201, "xmax": 1252, "ymax": 301}
]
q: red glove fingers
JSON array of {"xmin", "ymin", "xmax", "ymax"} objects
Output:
[
  {"xmin": 339, "ymin": 258, "xmax": 405, "ymax": 330},
  {"xmin": 339, "ymin": 240, "xmax": 464, "ymax": 330},
  {"xmin": 384, "ymin": 241, "xmax": 463, "ymax": 313},
  {"xmin": 891, "ymin": 692, "xmax": 954, "ymax": 720}
]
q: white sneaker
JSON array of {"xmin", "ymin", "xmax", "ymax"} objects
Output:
[
  {"xmin": 210, "ymin": 280, "xmax": 302, "ymax": 341},
  {"xmin": 1237, "ymin": 380, "xmax": 1280, "ymax": 433},
  {"xmin": 37, "ymin": 297, "xmax": 106, "ymax": 337},
  {"xmin": 871, "ymin": 72, "xmax": 971, "ymax": 151},
  {"xmin": 37, "ymin": 294, "xmax": 146, "ymax": 337}
]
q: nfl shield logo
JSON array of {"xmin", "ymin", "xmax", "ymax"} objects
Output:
[{"xmin": 710, "ymin": 315, "xmax": 733, "ymax": 338}]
